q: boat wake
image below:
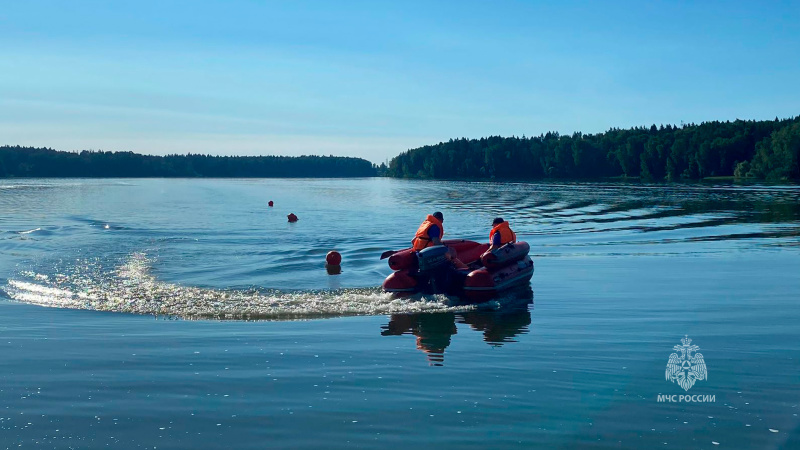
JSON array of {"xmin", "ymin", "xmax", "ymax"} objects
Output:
[{"xmin": 4, "ymin": 253, "xmax": 481, "ymax": 320}]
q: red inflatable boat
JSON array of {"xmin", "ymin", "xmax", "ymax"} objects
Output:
[{"xmin": 383, "ymin": 239, "xmax": 534, "ymax": 302}]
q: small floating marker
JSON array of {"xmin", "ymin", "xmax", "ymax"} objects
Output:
[
  {"xmin": 287, "ymin": 213, "xmax": 298, "ymax": 222},
  {"xmin": 325, "ymin": 251, "xmax": 342, "ymax": 275},
  {"xmin": 268, "ymin": 201, "xmax": 274, "ymax": 207},
  {"xmin": 326, "ymin": 251, "xmax": 342, "ymax": 266}
]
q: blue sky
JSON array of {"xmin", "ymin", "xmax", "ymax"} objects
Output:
[{"xmin": 2, "ymin": 1, "xmax": 799, "ymax": 163}]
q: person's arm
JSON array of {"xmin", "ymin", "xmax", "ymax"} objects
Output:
[
  {"xmin": 428, "ymin": 225, "xmax": 443, "ymax": 246},
  {"xmin": 488, "ymin": 231, "xmax": 502, "ymax": 251},
  {"xmin": 446, "ymin": 248, "xmax": 469, "ymax": 270},
  {"xmin": 451, "ymin": 257, "xmax": 469, "ymax": 270}
]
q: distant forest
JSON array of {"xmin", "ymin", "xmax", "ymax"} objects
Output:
[
  {"xmin": 0, "ymin": 147, "xmax": 378, "ymax": 178},
  {"xmin": 387, "ymin": 116, "xmax": 800, "ymax": 181},
  {"xmin": 4, "ymin": 115, "xmax": 799, "ymax": 181}
]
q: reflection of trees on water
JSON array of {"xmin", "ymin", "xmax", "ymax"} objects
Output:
[{"xmin": 381, "ymin": 288, "xmax": 533, "ymax": 366}]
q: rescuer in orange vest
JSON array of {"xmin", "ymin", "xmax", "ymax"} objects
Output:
[
  {"xmin": 412, "ymin": 211, "xmax": 445, "ymax": 251},
  {"xmin": 488, "ymin": 217, "xmax": 516, "ymax": 251},
  {"xmin": 412, "ymin": 211, "xmax": 468, "ymax": 270}
]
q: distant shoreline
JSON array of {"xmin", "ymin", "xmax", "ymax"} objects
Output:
[
  {"xmin": 4, "ymin": 113, "xmax": 799, "ymax": 182},
  {"xmin": 386, "ymin": 116, "xmax": 800, "ymax": 182},
  {"xmin": 0, "ymin": 146, "xmax": 380, "ymax": 178},
  {"xmin": 0, "ymin": 175, "xmax": 380, "ymax": 180},
  {"xmin": 5, "ymin": 175, "xmax": 797, "ymax": 187}
]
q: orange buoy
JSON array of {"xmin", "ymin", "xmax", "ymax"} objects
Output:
[
  {"xmin": 287, "ymin": 213, "xmax": 298, "ymax": 222},
  {"xmin": 326, "ymin": 251, "xmax": 342, "ymax": 266},
  {"xmin": 268, "ymin": 201, "xmax": 274, "ymax": 207}
]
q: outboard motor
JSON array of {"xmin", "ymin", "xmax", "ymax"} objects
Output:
[
  {"xmin": 417, "ymin": 245, "xmax": 450, "ymax": 272},
  {"xmin": 416, "ymin": 245, "xmax": 451, "ymax": 294}
]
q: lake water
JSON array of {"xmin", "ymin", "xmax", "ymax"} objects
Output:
[{"xmin": 1, "ymin": 178, "xmax": 799, "ymax": 449}]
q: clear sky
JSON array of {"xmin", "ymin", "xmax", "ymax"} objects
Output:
[{"xmin": 2, "ymin": 1, "xmax": 799, "ymax": 163}]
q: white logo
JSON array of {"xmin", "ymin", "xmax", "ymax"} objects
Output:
[{"xmin": 665, "ymin": 335, "xmax": 707, "ymax": 391}]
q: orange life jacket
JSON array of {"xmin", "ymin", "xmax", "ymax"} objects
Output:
[
  {"xmin": 489, "ymin": 221, "xmax": 516, "ymax": 246},
  {"xmin": 412, "ymin": 215, "xmax": 444, "ymax": 251}
]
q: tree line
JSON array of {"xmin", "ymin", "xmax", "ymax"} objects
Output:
[
  {"xmin": 0, "ymin": 147, "xmax": 378, "ymax": 178},
  {"xmin": 3, "ymin": 115, "xmax": 798, "ymax": 181},
  {"xmin": 387, "ymin": 116, "xmax": 800, "ymax": 181}
]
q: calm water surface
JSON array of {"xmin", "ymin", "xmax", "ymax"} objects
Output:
[{"xmin": 1, "ymin": 178, "xmax": 799, "ymax": 449}]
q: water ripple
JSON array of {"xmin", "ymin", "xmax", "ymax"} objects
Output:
[{"xmin": 5, "ymin": 253, "xmax": 477, "ymax": 320}]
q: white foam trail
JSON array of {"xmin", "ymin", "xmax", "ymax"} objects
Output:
[{"xmin": 5, "ymin": 253, "xmax": 474, "ymax": 320}]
